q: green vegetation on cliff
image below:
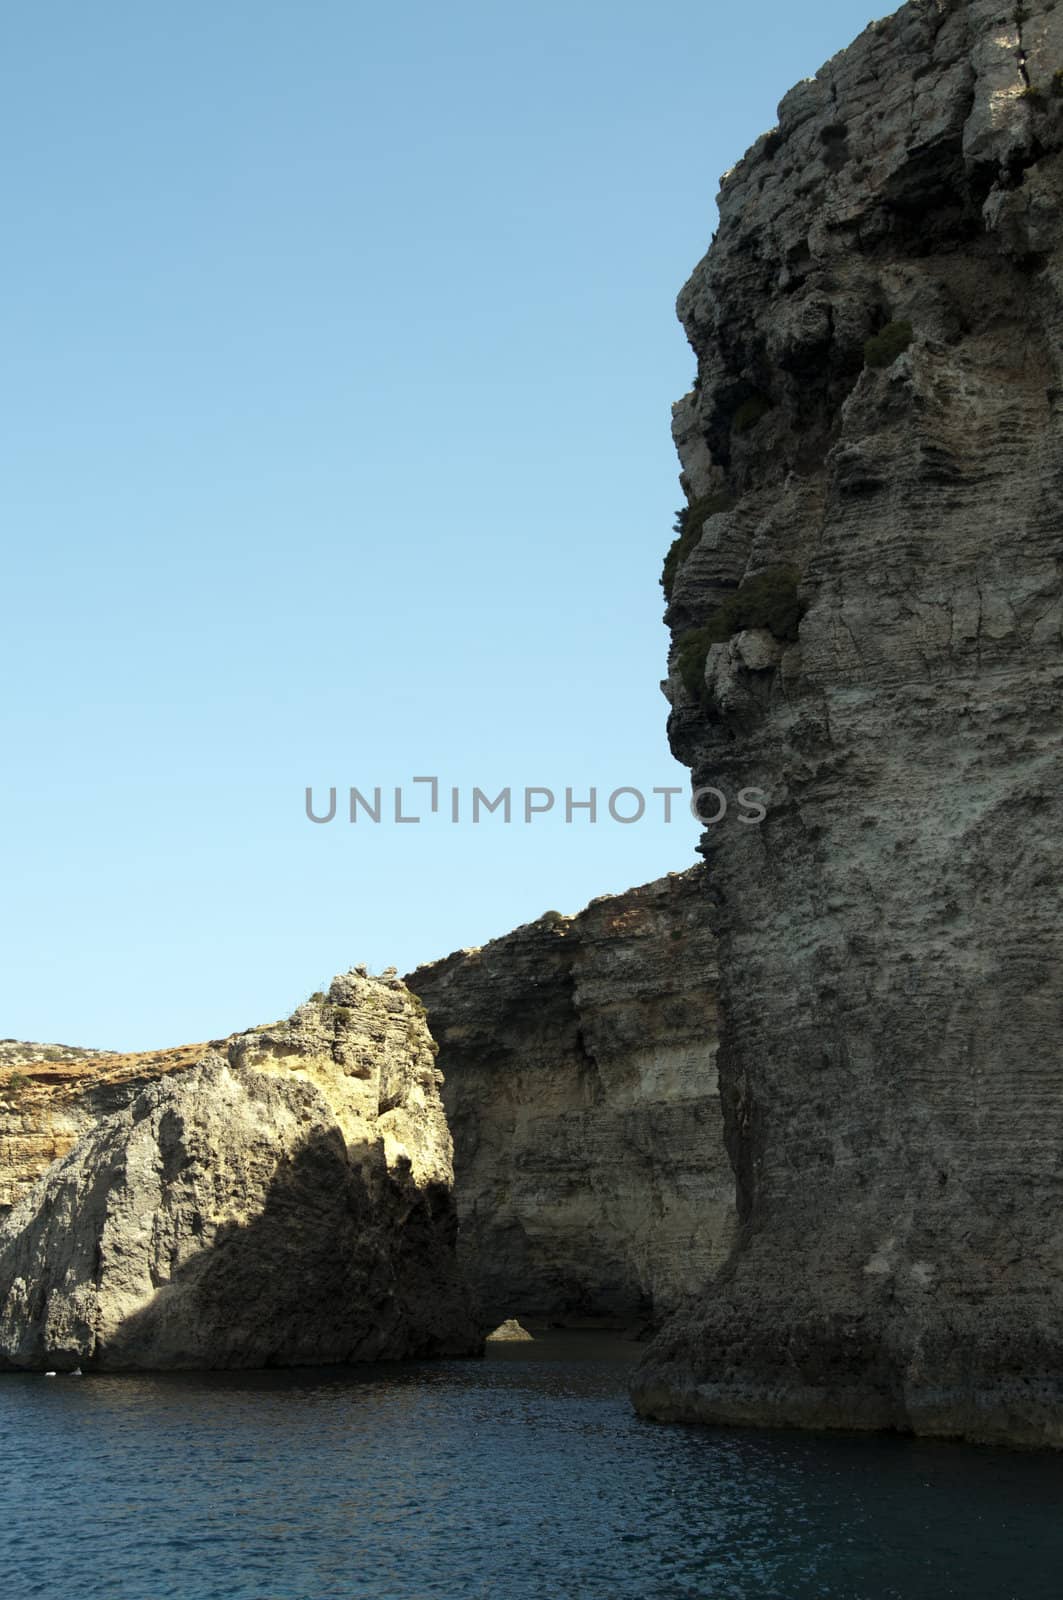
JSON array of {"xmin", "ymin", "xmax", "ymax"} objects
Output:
[
  {"xmin": 661, "ymin": 492, "xmax": 734, "ymax": 598},
  {"xmin": 863, "ymin": 320, "xmax": 912, "ymax": 368},
  {"xmin": 676, "ymin": 566, "xmax": 803, "ymax": 700}
]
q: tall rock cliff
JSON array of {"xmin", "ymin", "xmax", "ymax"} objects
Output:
[
  {"xmin": 408, "ymin": 869, "xmax": 736, "ymax": 1329},
  {"xmin": 0, "ymin": 971, "xmax": 480, "ymax": 1370},
  {"xmin": 633, "ymin": 0, "xmax": 1063, "ymax": 1446}
]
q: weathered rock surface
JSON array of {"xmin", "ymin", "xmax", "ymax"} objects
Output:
[
  {"xmin": 408, "ymin": 870, "xmax": 735, "ymax": 1330},
  {"xmin": 0, "ymin": 972, "xmax": 480, "ymax": 1370},
  {"xmin": 634, "ymin": 0, "xmax": 1063, "ymax": 1445},
  {"xmin": 486, "ymin": 1318, "xmax": 535, "ymax": 1342},
  {"xmin": 0, "ymin": 1042, "xmax": 209, "ymax": 1213}
]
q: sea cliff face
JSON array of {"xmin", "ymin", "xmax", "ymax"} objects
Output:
[
  {"xmin": 632, "ymin": 0, "xmax": 1063, "ymax": 1445},
  {"xmin": 0, "ymin": 972, "xmax": 480, "ymax": 1370},
  {"xmin": 408, "ymin": 869, "xmax": 736, "ymax": 1329}
]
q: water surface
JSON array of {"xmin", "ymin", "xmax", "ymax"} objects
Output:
[{"xmin": 2, "ymin": 1332, "xmax": 1061, "ymax": 1599}]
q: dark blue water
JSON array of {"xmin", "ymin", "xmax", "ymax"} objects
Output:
[{"xmin": 2, "ymin": 1333, "xmax": 1061, "ymax": 1600}]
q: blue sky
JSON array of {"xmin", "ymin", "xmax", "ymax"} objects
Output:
[{"xmin": 2, "ymin": 0, "xmax": 876, "ymax": 1048}]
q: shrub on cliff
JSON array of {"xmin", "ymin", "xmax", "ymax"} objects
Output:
[
  {"xmin": 675, "ymin": 566, "xmax": 803, "ymax": 702},
  {"xmin": 661, "ymin": 491, "xmax": 734, "ymax": 598},
  {"xmin": 715, "ymin": 565, "xmax": 803, "ymax": 642},
  {"xmin": 676, "ymin": 625, "xmax": 719, "ymax": 700},
  {"xmin": 864, "ymin": 320, "xmax": 913, "ymax": 368}
]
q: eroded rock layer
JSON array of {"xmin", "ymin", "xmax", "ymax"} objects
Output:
[
  {"xmin": 0, "ymin": 972, "xmax": 480, "ymax": 1370},
  {"xmin": 633, "ymin": 0, "xmax": 1063, "ymax": 1446},
  {"xmin": 408, "ymin": 869, "xmax": 735, "ymax": 1329},
  {"xmin": 0, "ymin": 1043, "xmax": 209, "ymax": 1214}
]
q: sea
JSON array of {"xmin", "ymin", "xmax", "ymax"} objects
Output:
[{"xmin": 1, "ymin": 1332, "xmax": 1061, "ymax": 1599}]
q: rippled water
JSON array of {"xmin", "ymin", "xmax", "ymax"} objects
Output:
[{"xmin": 2, "ymin": 1333, "xmax": 1062, "ymax": 1599}]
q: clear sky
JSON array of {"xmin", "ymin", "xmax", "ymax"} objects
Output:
[{"xmin": 2, "ymin": 0, "xmax": 877, "ymax": 1049}]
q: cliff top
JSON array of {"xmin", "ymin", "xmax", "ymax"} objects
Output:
[{"xmin": 406, "ymin": 867, "xmax": 706, "ymax": 982}]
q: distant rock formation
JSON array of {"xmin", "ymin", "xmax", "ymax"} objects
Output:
[
  {"xmin": 0, "ymin": 1041, "xmax": 209, "ymax": 1213},
  {"xmin": 486, "ymin": 1319, "xmax": 534, "ymax": 1342},
  {"xmin": 634, "ymin": 0, "xmax": 1063, "ymax": 1446},
  {"xmin": 0, "ymin": 972, "xmax": 480, "ymax": 1370},
  {"xmin": 408, "ymin": 869, "xmax": 735, "ymax": 1330}
]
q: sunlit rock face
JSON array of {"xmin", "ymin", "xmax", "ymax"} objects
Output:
[
  {"xmin": 0, "ymin": 973, "xmax": 480, "ymax": 1370},
  {"xmin": 408, "ymin": 869, "xmax": 737, "ymax": 1331},
  {"xmin": 634, "ymin": 0, "xmax": 1063, "ymax": 1446},
  {"xmin": 0, "ymin": 1041, "xmax": 211, "ymax": 1216}
]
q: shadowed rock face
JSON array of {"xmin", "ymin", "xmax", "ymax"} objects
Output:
[
  {"xmin": 408, "ymin": 869, "xmax": 736, "ymax": 1330},
  {"xmin": 0, "ymin": 972, "xmax": 480, "ymax": 1370},
  {"xmin": 633, "ymin": 0, "xmax": 1063, "ymax": 1446}
]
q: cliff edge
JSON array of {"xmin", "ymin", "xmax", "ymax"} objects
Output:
[{"xmin": 633, "ymin": 0, "xmax": 1063, "ymax": 1445}]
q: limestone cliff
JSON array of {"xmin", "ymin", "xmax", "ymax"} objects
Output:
[
  {"xmin": 0, "ymin": 971, "xmax": 480, "ymax": 1370},
  {"xmin": 0, "ymin": 1042, "xmax": 209, "ymax": 1214},
  {"xmin": 632, "ymin": 0, "xmax": 1063, "ymax": 1446},
  {"xmin": 408, "ymin": 869, "xmax": 735, "ymax": 1329}
]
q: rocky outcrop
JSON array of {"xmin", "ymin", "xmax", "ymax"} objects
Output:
[
  {"xmin": 633, "ymin": 0, "xmax": 1063, "ymax": 1445},
  {"xmin": 0, "ymin": 972, "xmax": 480, "ymax": 1370},
  {"xmin": 408, "ymin": 870, "xmax": 735, "ymax": 1330},
  {"xmin": 486, "ymin": 1318, "xmax": 535, "ymax": 1342}
]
